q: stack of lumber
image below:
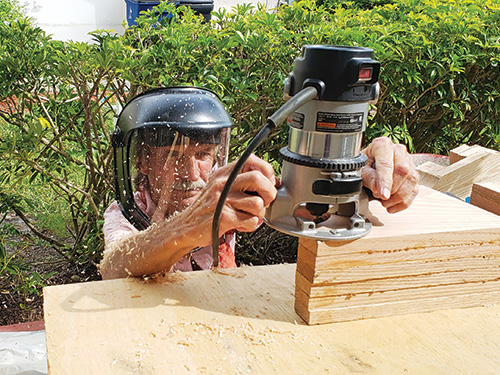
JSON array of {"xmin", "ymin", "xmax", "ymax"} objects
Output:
[
  {"xmin": 294, "ymin": 186, "xmax": 500, "ymax": 325},
  {"xmin": 416, "ymin": 144, "xmax": 500, "ymax": 201}
]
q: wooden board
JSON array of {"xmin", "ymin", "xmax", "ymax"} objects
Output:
[
  {"xmin": 449, "ymin": 144, "xmax": 472, "ymax": 164},
  {"xmin": 416, "ymin": 145, "xmax": 500, "ymax": 199},
  {"xmin": 295, "ymin": 185, "xmax": 500, "ymax": 324},
  {"xmin": 44, "ymin": 263, "xmax": 500, "ymax": 375},
  {"xmin": 470, "ymin": 181, "xmax": 500, "ymax": 216}
]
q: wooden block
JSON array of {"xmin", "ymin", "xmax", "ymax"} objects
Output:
[
  {"xmin": 416, "ymin": 147, "xmax": 500, "ymax": 199},
  {"xmin": 448, "ymin": 144, "xmax": 496, "ymax": 164},
  {"xmin": 470, "ymin": 181, "xmax": 500, "ymax": 216},
  {"xmin": 44, "ymin": 263, "xmax": 500, "ymax": 374},
  {"xmin": 449, "ymin": 144, "xmax": 471, "ymax": 164},
  {"xmin": 295, "ymin": 286, "xmax": 500, "ymax": 325},
  {"xmin": 415, "ymin": 160, "xmax": 446, "ymax": 188},
  {"xmin": 295, "ymin": 186, "xmax": 500, "ymax": 325}
]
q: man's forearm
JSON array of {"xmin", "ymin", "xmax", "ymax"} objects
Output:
[{"xmin": 99, "ymin": 211, "xmax": 209, "ymax": 279}]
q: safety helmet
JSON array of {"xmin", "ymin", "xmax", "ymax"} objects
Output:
[{"xmin": 112, "ymin": 87, "xmax": 233, "ymax": 230}]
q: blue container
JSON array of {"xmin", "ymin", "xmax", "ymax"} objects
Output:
[
  {"xmin": 125, "ymin": 0, "xmax": 213, "ymax": 27},
  {"xmin": 125, "ymin": 0, "xmax": 168, "ymax": 26}
]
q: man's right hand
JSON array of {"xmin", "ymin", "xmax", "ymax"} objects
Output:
[{"xmin": 187, "ymin": 154, "xmax": 277, "ymax": 243}]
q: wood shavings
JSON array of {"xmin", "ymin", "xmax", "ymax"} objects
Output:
[
  {"xmin": 177, "ymin": 336, "xmax": 194, "ymax": 346},
  {"xmin": 151, "ymin": 270, "xmax": 188, "ymax": 284},
  {"xmin": 212, "ymin": 266, "xmax": 247, "ymax": 278},
  {"xmin": 147, "ymin": 319, "xmax": 302, "ymax": 348}
]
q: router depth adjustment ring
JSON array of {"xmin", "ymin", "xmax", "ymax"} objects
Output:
[{"xmin": 280, "ymin": 147, "xmax": 368, "ymax": 171}]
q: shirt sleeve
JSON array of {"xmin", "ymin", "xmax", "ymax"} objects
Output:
[{"xmin": 103, "ymin": 201, "xmax": 138, "ymax": 247}]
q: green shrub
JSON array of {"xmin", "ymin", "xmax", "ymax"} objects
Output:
[
  {"xmin": 317, "ymin": 0, "xmax": 395, "ymax": 10},
  {"xmin": 1, "ymin": 0, "xmax": 500, "ymax": 265}
]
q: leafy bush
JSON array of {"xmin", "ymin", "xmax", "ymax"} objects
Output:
[
  {"xmin": 1, "ymin": 0, "xmax": 500, "ymax": 266},
  {"xmin": 317, "ymin": 0, "xmax": 395, "ymax": 10}
]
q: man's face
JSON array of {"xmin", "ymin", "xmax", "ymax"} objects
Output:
[{"xmin": 141, "ymin": 142, "xmax": 217, "ymax": 216}]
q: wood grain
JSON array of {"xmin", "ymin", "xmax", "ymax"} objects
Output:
[
  {"xmin": 44, "ymin": 264, "xmax": 500, "ymax": 374},
  {"xmin": 416, "ymin": 145, "xmax": 500, "ymax": 199},
  {"xmin": 295, "ymin": 185, "xmax": 500, "ymax": 325},
  {"xmin": 470, "ymin": 181, "xmax": 500, "ymax": 216}
]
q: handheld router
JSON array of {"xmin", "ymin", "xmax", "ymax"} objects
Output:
[
  {"xmin": 212, "ymin": 45, "xmax": 380, "ymax": 266},
  {"xmin": 265, "ymin": 45, "xmax": 380, "ymax": 241}
]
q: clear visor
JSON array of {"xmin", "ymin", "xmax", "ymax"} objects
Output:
[{"xmin": 128, "ymin": 127, "xmax": 230, "ymax": 224}]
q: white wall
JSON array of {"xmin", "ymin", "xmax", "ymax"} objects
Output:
[
  {"xmin": 23, "ymin": 0, "xmax": 269, "ymax": 43},
  {"xmin": 23, "ymin": 0, "xmax": 127, "ymax": 42}
]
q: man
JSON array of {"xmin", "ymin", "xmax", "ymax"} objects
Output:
[{"xmin": 99, "ymin": 88, "xmax": 419, "ymax": 280}]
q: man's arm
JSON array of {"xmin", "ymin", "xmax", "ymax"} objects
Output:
[
  {"xmin": 99, "ymin": 155, "xmax": 277, "ymax": 279},
  {"xmin": 361, "ymin": 137, "xmax": 420, "ymax": 213}
]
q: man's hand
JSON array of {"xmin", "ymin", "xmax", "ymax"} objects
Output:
[
  {"xmin": 215, "ymin": 154, "xmax": 277, "ymax": 234},
  {"xmin": 361, "ymin": 137, "xmax": 419, "ymax": 213},
  {"xmin": 185, "ymin": 154, "xmax": 277, "ymax": 243}
]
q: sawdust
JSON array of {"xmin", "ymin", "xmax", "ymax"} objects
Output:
[
  {"xmin": 149, "ymin": 319, "xmax": 301, "ymax": 347},
  {"xmin": 150, "ymin": 270, "xmax": 189, "ymax": 284},
  {"xmin": 212, "ymin": 264, "xmax": 249, "ymax": 278}
]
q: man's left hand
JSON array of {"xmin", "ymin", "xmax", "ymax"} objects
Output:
[{"xmin": 361, "ymin": 137, "xmax": 419, "ymax": 213}]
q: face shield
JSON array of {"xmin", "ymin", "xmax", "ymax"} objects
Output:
[{"xmin": 112, "ymin": 87, "xmax": 232, "ymax": 230}]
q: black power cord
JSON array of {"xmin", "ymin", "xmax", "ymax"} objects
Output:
[{"xmin": 211, "ymin": 86, "xmax": 319, "ymax": 267}]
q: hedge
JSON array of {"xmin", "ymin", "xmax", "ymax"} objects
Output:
[{"xmin": 1, "ymin": 0, "xmax": 499, "ymax": 262}]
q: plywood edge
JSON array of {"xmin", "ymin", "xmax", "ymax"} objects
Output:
[
  {"xmin": 314, "ymin": 240, "xmax": 500, "ymax": 266},
  {"xmin": 298, "ymin": 253, "xmax": 500, "ymax": 285},
  {"xmin": 303, "ymin": 279, "xmax": 500, "ymax": 310},
  {"xmin": 302, "ymin": 290, "xmax": 500, "ymax": 325},
  {"xmin": 300, "ymin": 266, "xmax": 500, "ymax": 298},
  {"xmin": 311, "ymin": 230, "xmax": 500, "ymax": 257},
  {"xmin": 294, "ymin": 286, "xmax": 312, "ymax": 324},
  {"xmin": 295, "ymin": 278, "xmax": 500, "ymax": 325}
]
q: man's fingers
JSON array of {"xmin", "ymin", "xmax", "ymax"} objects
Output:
[
  {"xmin": 388, "ymin": 143, "xmax": 414, "ymax": 194},
  {"xmin": 232, "ymin": 170, "xmax": 277, "ymax": 207},
  {"xmin": 220, "ymin": 203, "xmax": 263, "ymax": 234},
  {"xmin": 383, "ymin": 184, "xmax": 419, "ymax": 213},
  {"xmin": 361, "ymin": 165, "xmax": 377, "ymax": 193},
  {"xmin": 382, "ymin": 178, "xmax": 419, "ymax": 208},
  {"xmin": 241, "ymin": 154, "xmax": 277, "ymax": 186},
  {"xmin": 229, "ymin": 190, "xmax": 268, "ymax": 214},
  {"xmin": 211, "ymin": 154, "xmax": 278, "ymax": 234},
  {"xmin": 362, "ymin": 137, "xmax": 396, "ymax": 200}
]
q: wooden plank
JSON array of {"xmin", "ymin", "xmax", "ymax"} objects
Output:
[
  {"xmin": 470, "ymin": 181, "xmax": 500, "ymax": 216},
  {"xmin": 297, "ymin": 236, "xmax": 499, "ymax": 282},
  {"xmin": 44, "ymin": 263, "xmax": 500, "ymax": 374},
  {"xmin": 303, "ymin": 187, "xmax": 500, "ymax": 258},
  {"xmin": 295, "ymin": 286, "xmax": 500, "ymax": 325},
  {"xmin": 448, "ymin": 145, "xmax": 497, "ymax": 165},
  {"xmin": 295, "ymin": 185, "xmax": 500, "ymax": 324},
  {"xmin": 416, "ymin": 145, "xmax": 500, "ymax": 199},
  {"xmin": 415, "ymin": 160, "xmax": 444, "ymax": 188},
  {"xmin": 298, "ymin": 279, "xmax": 500, "ymax": 310},
  {"xmin": 449, "ymin": 144, "xmax": 471, "ymax": 164},
  {"xmin": 296, "ymin": 240, "xmax": 500, "ymax": 284},
  {"xmin": 296, "ymin": 262, "xmax": 500, "ymax": 298}
]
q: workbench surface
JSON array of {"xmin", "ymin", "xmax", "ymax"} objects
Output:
[{"xmin": 44, "ymin": 263, "xmax": 500, "ymax": 374}]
